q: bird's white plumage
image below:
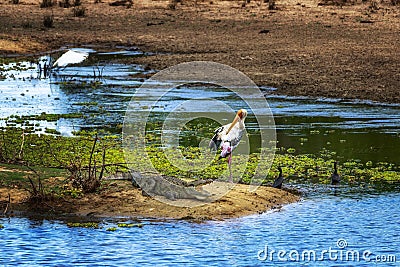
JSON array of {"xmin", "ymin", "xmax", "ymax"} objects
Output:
[
  {"xmin": 220, "ymin": 120, "xmax": 245, "ymax": 149},
  {"xmin": 211, "ymin": 109, "xmax": 247, "ymax": 151},
  {"xmin": 53, "ymin": 49, "xmax": 89, "ymax": 67},
  {"xmin": 209, "ymin": 109, "xmax": 248, "ymax": 182}
]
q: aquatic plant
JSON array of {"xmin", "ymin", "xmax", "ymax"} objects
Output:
[
  {"xmin": 1, "ymin": 126, "xmax": 399, "ymax": 196},
  {"xmin": 0, "ymin": 61, "xmax": 37, "ymax": 80},
  {"xmin": 125, "ymin": 143, "xmax": 400, "ymax": 185},
  {"xmin": 59, "ymin": 184, "xmax": 84, "ymax": 198},
  {"xmin": 286, "ymin": 148, "xmax": 296, "ymax": 154},
  {"xmin": 106, "ymin": 227, "xmax": 117, "ymax": 231},
  {"xmin": 0, "ymin": 224, "xmax": 4, "ymax": 229},
  {"xmin": 0, "ymin": 128, "xmax": 125, "ymax": 193},
  {"xmin": 44, "ymin": 128, "xmax": 61, "ymax": 135},
  {"xmin": 117, "ymin": 223, "xmax": 143, "ymax": 228},
  {"xmin": 67, "ymin": 222, "xmax": 100, "ymax": 228},
  {"xmin": 72, "ymin": 102, "xmax": 98, "ymax": 106}
]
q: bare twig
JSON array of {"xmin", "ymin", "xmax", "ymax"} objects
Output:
[
  {"xmin": 28, "ymin": 176, "xmax": 39, "ymax": 196},
  {"xmin": 88, "ymin": 134, "xmax": 98, "ymax": 180},
  {"xmin": 43, "ymin": 139, "xmax": 66, "ymax": 168},
  {"xmin": 3, "ymin": 193, "xmax": 11, "ymax": 216},
  {"xmin": 98, "ymin": 147, "xmax": 106, "ymax": 181},
  {"xmin": 14, "ymin": 130, "xmax": 25, "ymax": 161},
  {"xmin": 25, "ymin": 165, "xmax": 45, "ymax": 199}
]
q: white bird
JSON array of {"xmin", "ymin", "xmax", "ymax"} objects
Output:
[
  {"xmin": 209, "ymin": 109, "xmax": 248, "ymax": 183},
  {"xmin": 52, "ymin": 49, "xmax": 89, "ymax": 68}
]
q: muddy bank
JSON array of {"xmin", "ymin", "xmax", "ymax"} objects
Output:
[
  {"xmin": 0, "ymin": 181, "xmax": 299, "ymax": 221},
  {"xmin": 0, "ymin": 0, "xmax": 399, "ymax": 103}
]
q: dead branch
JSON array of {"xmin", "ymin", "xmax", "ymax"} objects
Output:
[
  {"xmin": 18, "ymin": 131, "xmax": 25, "ymax": 160},
  {"xmin": 98, "ymin": 147, "xmax": 106, "ymax": 181},
  {"xmin": 43, "ymin": 139, "xmax": 66, "ymax": 168},
  {"xmin": 28, "ymin": 176, "xmax": 39, "ymax": 196},
  {"xmin": 2, "ymin": 193, "xmax": 11, "ymax": 216},
  {"xmin": 87, "ymin": 134, "xmax": 98, "ymax": 180}
]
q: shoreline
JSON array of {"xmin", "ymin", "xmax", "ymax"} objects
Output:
[{"xmin": 1, "ymin": 181, "xmax": 300, "ymax": 221}]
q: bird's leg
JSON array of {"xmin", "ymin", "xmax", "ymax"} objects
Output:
[{"xmin": 228, "ymin": 154, "xmax": 233, "ymax": 183}]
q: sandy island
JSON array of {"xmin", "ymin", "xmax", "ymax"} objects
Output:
[{"xmin": 1, "ymin": 180, "xmax": 299, "ymax": 221}]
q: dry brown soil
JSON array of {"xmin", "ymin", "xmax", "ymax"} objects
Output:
[{"xmin": 0, "ymin": 0, "xmax": 399, "ymax": 102}]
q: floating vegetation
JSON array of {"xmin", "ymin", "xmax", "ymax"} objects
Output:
[
  {"xmin": 286, "ymin": 148, "xmax": 296, "ymax": 154},
  {"xmin": 56, "ymin": 80, "xmax": 103, "ymax": 90},
  {"xmin": 0, "ymin": 224, "xmax": 4, "ymax": 229},
  {"xmin": 117, "ymin": 223, "xmax": 144, "ymax": 228},
  {"xmin": 0, "ymin": 126, "xmax": 399, "ymax": 193},
  {"xmin": 44, "ymin": 128, "xmax": 61, "ymax": 135},
  {"xmin": 3, "ymin": 113, "xmax": 85, "ymax": 134},
  {"xmin": 106, "ymin": 227, "xmax": 117, "ymax": 231},
  {"xmin": 6, "ymin": 112, "xmax": 84, "ymax": 122},
  {"xmin": 125, "ymin": 143, "xmax": 400, "ymax": 185},
  {"xmin": 0, "ymin": 60, "xmax": 37, "ymax": 80},
  {"xmin": 67, "ymin": 222, "xmax": 100, "ymax": 229},
  {"xmin": 60, "ymin": 184, "xmax": 84, "ymax": 198}
]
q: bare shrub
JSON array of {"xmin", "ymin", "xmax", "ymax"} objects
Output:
[
  {"xmin": 268, "ymin": 0, "xmax": 276, "ymax": 9},
  {"xmin": 369, "ymin": 0, "xmax": 379, "ymax": 12},
  {"xmin": 262, "ymin": 0, "xmax": 277, "ymax": 9},
  {"xmin": 25, "ymin": 166, "xmax": 58, "ymax": 207},
  {"xmin": 59, "ymin": 0, "xmax": 81, "ymax": 8},
  {"xmin": 22, "ymin": 21, "xmax": 34, "ymax": 28},
  {"xmin": 43, "ymin": 14, "xmax": 54, "ymax": 28},
  {"xmin": 59, "ymin": 0, "xmax": 71, "ymax": 8},
  {"xmin": 73, "ymin": 6, "xmax": 86, "ymax": 17},
  {"xmin": 318, "ymin": 0, "xmax": 352, "ymax": 6},
  {"xmin": 168, "ymin": 0, "xmax": 178, "ymax": 9},
  {"xmin": 44, "ymin": 135, "xmax": 107, "ymax": 193},
  {"xmin": 40, "ymin": 0, "xmax": 55, "ymax": 8}
]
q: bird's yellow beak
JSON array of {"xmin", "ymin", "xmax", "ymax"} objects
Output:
[{"xmin": 226, "ymin": 112, "xmax": 241, "ymax": 135}]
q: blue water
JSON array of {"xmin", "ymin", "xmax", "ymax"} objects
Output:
[{"xmin": 1, "ymin": 188, "xmax": 399, "ymax": 266}]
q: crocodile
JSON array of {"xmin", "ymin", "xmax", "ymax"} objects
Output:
[{"xmin": 106, "ymin": 171, "xmax": 213, "ymax": 201}]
